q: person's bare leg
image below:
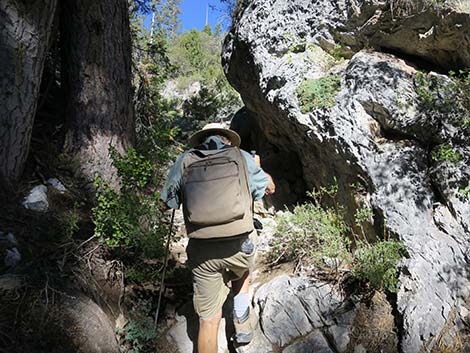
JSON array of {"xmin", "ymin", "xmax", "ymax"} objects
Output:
[
  {"xmin": 232, "ymin": 271, "xmax": 249, "ymax": 295},
  {"xmin": 198, "ymin": 310, "xmax": 222, "ymax": 353}
]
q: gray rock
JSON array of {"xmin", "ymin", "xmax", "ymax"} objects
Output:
[
  {"xmin": 47, "ymin": 177, "xmax": 67, "ymax": 192},
  {"xmin": 4, "ymin": 247, "xmax": 21, "ymax": 267},
  {"xmin": 283, "ymin": 330, "xmax": 333, "ymax": 353},
  {"xmin": 0, "ymin": 232, "xmax": 17, "ymax": 246},
  {"xmin": 53, "ymin": 293, "xmax": 119, "ymax": 353},
  {"xmin": 354, "ymin": 344, "xmax": 367, "ymax": 353},
  {"xmin": 6, "ymin": 232, "xmax": 17, "ymax": 246},
  {"xmin": 254, "ymin": 275, "xmax": 355, "ymax": 351},
  {"xmin": 22, "ymin": 185, "xmax": 49, "ymax": 212},
  {"xmin": 223, "ymin": 1, "xmax": 470, "ymax": 351}
]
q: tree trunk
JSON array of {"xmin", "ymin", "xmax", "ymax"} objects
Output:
[
  {"xmin": 61, "ymin": 0, "xmax": 135, "ymax": 187},
  {"xmin": 0, "ymin": 0, "xmax": 58, "ymax": 183}
]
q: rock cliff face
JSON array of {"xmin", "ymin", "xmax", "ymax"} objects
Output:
[{"xmin": 223, "ymin": 0, "xmax": 470, "ymax": 351}]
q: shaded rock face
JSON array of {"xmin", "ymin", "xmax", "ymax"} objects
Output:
[
  {"xmin": 223, "ymin": 0, "xmax": 470, "ymax": 351},
  {"xmin": 230, "ymin": 107, "xmax": 307, "ymax": 208}
]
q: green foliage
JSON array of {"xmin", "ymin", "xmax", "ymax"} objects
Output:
[
  {"xmin": 65, "ymin": 202, "xmax": 81, "ymax": 240},
  {"xmin": 431, "ymin": 145, "xmax": 462, "ymax": 163},
  {"xmin": 296, "ymin": 74, "xmax": 341, "ymax": 112},
  {"xmin": 126, "ymin": 266, "xmax": 160, "ymax": 283},
  {"xmin": 414, "ymin": 69, "xmax": 470, "ymax": 131},
  {"xmin": 459, "ymin": 185, "xmax": 470, "ymax": 199},
  {"xmin": 118, "ymin": 300, "xmax": 157, "ymax": 353},
  {"xmin": 354, "ymin": 207, "xmax": 374, "ymax": 225},
  {"xmin": 270, "ymin": 187, "xmax": 405, "ymax": 293},
  {"xmin": 167, "ymin": 27, "xmax": 241, "ymax": 133},
  {"xmin": 270, "ymin": 202, "xmax": 351, "ymax": 266},
  {"xmin": 307, "ymin": 178, "xmax": 339, "ymax": 205},
  {"xmin": 111, "ymin": 148, "xmax": 153, "ymax": 190},
  {"xmin": 354, "ymin": 206, "xmax": 374, "ymax": 239},
  {"xmin": 92, "ymin": 148, "xmax": 167, "ymax": 256},
  {"xmin": 414, "ymin": 70, "xmax": 436, "ymax": 108},
  {"xmin": 329, "ymin": 44, "xmax": 346, "ymax": 62},
  {"xmin": 353, "ymin": 240, "xmax": 406, "ymax": 293}
]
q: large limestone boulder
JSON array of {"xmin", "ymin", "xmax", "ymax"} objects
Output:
[{"xmin": 223, "ymin": 1, "xmax": 470, "ymax": 351}]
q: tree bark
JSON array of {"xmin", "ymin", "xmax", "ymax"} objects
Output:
[
  {"xmin": 61, "ymin": 0, "xmax": 135, "ymax": 187},
  {"xmin": 0, "ymin": 0, "xmax": 58, "ymax": 183}
]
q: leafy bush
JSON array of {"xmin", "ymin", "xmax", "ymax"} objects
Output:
[
  {"xmin": 353, "ymin": 240, "xmax": 406, "ymax": 293},
  {"xmin": 269, "ymin": 202, "xmax": 351, "ymax": 266},
  {"xmin": 92, "ymin": 148, "xmax": 168, "ymax": 256},
  {"xmin": 296, "ymin": 74, "xmax": 341, "ymax": 112}
]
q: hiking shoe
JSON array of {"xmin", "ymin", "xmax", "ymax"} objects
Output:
[{"xmin": 233, "ymin": 307, "xmax": 254, "ymax": 345}]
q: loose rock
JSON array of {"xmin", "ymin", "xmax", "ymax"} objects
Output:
[
  {"xmin": 22, "ymin": 184, "xmax": 49, "ymax": 212},
  {"xmin": 4, "ymin": 247, "xmax": 21, "ymax": 267},
  {"xmin": 47, "ymin": 177, "xmax": 67, "ymax": 192}
]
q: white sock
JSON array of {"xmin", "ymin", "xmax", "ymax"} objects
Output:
[{"xmin": 233, "ymin": 292, "xmax": 250, "ymax": 321}]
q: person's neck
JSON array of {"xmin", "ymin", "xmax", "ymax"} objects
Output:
[{"xmin": 199, "ymin": 136, "xmax": 230, "ymax": 150}]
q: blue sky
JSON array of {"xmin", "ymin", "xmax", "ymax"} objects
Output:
[
  {"xmin": 180, "ymin": 0, "xmax": 227, "ymax": 31},
  {"xmin": 144, "ymin": 0, "xmax": 230, "ymax": 32}
]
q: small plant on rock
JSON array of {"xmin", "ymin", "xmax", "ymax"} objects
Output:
[
  {"xmin": 431, "ymin": 145, "xmax": 462, "ymax": 163},
  {"xmin": 459, "ymin": 185, "xmax": 470, "ymax": 199},
  {"xmin": 296, "ymin": 74, "xmax": 341, "ymax": 112}
]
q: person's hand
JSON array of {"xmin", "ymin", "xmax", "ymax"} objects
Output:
[
  {"xmin": 265, "ymin": 174, "xmax": 276, "ymax": 195},
  {"xmin": 253, "ymin": 154, "xmax": 261, "ymax": 167}
]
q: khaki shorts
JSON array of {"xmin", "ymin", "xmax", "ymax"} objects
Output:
[{"xmin": 186, "ymin": 230, "xmax": 257, "ymax": 320}]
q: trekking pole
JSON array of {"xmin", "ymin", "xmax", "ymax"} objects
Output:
[{"xmin": 154, "ymin": 208, "xmax": 176, "ymax": 328}]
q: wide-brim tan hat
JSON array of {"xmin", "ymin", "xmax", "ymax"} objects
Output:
[{"xmin": 188, "ymin": 123, "xmax": 241, "ymax": 147}]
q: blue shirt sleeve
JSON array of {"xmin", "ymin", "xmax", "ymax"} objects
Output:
[
  {"xmin": 241, "ymin": 150, "xmax": 269, "ymax": 201},
  {"xmin": 160, "ymin": 153, "xmax": 185, "ymax": 209}
]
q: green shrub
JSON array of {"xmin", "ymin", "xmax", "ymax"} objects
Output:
[
  {"xmin": 352, "ymin": 240, "xmax": 406, "ymax": 293},
  {"xmin": 296, "ymin": 74, "xmax": 341, "ymax": 112},
  {"xmin": 92, "ymin": 148, "xmax": 168, "ymax": 256},
  {"xmin": 269, "ymin": 189, "xmax": 406, "ymax": 293},
  {"xmin": 269, "ymin": 202, "xmax": 351, "ymax": 266}
]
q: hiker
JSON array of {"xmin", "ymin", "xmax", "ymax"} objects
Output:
[{"xmin": 160, "ymin": 123, "xmax": 275, "ymax": 353}]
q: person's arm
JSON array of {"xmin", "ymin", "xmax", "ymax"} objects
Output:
[
  {"xmin": 159, "ymin": 153, "xmax": 185, "ymax": 209},
  {"xmin": 265, "ymin": 173, "xmax": 275, "ymax": 195},
  {"xmin": 241, "ymin": 150, "xmax": 275, "ymax": 200},
  {"xmin": 252, "ymin": 154, "xmax": 275, "ymax": 196}
]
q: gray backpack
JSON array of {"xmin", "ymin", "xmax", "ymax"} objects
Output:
[{"xmin": 181, "ymin": 146, "xmax": 254, "ymax": 239}]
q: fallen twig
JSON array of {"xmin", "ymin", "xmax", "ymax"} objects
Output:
[{"xmin": 77, "ymin": 235, "xmax": 96, "ymax": 249}]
